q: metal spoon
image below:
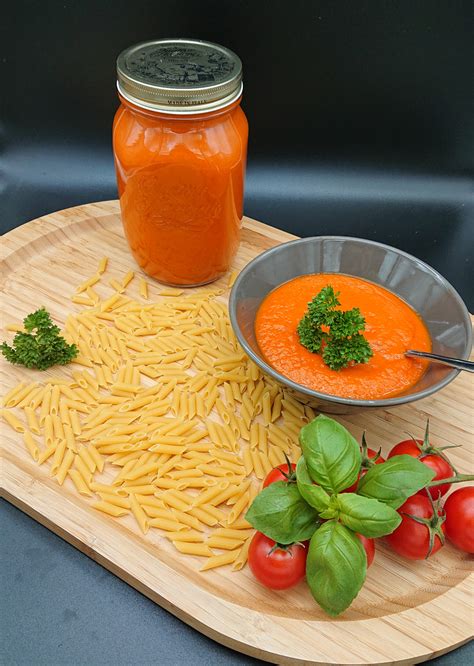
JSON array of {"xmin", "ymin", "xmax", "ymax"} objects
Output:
[{"xmin": 405, "ymin": 350, "xmax": 474, "ymax": 373}]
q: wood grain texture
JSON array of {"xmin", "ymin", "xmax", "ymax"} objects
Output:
[{"xmin": 1, "ymin": 201, "xmax": 473, "ymax": 665}]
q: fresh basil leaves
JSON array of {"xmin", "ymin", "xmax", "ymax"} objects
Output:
[
  {"xmin": 299, "ymin": 415, "xmax": 361, "ymax": 493},
  {"xmin": 306, "ymin": 521, "xmax": 366, "ymax": 617},
  {"xmin": 245, "ymin": 415, "xmax": 436, "ymax": 617},
  {"xmin": 357, "ymin": 455, "xmax": 435, "ymax": 508},
  {"xmin": 296, "ymin": 457, "xmax": 331, "ymax": 512},
  {"xmin": 245, "ymin": 481, "xmax": 319, "ymax": 544},
  {"xmin": 336, "ymin": 493, "xmax": 401, "ymax": 537}
]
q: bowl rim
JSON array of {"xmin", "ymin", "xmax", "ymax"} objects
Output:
[{"xmin": 229, "ymin": 235, "xmax": 473, "ymax": 408}]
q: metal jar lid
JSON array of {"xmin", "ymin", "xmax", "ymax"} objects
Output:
[{"xmin": 116, "ymin": 38, "xmax": 243, "ymax": 114}]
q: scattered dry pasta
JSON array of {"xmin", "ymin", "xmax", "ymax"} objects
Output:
[{"xmin": 1, "ymin": 261, "xmax": 312, "ymax": 572}]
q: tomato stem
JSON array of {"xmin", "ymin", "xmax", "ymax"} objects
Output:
[{"xmin": 427, "ymin": 473, "xmax": 474, "ymax": 487}]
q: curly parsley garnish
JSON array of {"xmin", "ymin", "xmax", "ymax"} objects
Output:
[
  {"xmin": 297, "ymin": 286, "xmax": 373, "ymax": 371},
  {"xmin": 1, "ymin": 308, "xmax": 78, "ymax": 370}
]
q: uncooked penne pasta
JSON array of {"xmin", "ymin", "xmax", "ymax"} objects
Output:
[
  {"xmin": 200, "ymin": 550, "xmax": 239, "ymax": 571},
  {"xmin": 68, "ymin": 469, "xmax": 93, "ymax": 496},
  {"xmin": 232, "ymin": 536, "xmax": 252, "ymax": 571},
  {"xmin": 2, "ymin": 409, "xmax": 25, "ymax": 433},
  {"xmin": 56, "ymin": 449, "xmax": 75, "ymax": 485},
  {"xmin": 24, "ymin": 406, "xmax": 40, "ymax": 435},
  {"xmin": 92, "ymin": 501, "xmax": 129, "ymax": 517},
  {"xmin": 173, "ymin": 541, "xmax": 213, "ymax": 557},
  {"xmin": 23, "ymin": 431, "xmax": 40, "ymax": 461}
]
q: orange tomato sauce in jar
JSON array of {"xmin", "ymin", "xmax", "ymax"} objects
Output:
[
  {"xmin": 255, "ymin": 274, "xmax": 432, "ymax": 400},
  {"xmin": 113, "ymin": 39, "xmax": 248, "ymax": 286}
]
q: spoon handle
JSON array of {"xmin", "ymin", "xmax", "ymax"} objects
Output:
[{"xmin": 405, "ymin": 350, "xmax": 474, "ymax": 373}]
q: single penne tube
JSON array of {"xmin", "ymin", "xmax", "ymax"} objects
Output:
[
  {"xmin": 227, "ymin": 490, "xmax": 250, "ymax": 525},
  {"xmin": 129, "ymin": 494, "xmax": 149, "ymax": 534},
  {"xmin": 39, "ymin": 388, "xmax": 52, "ymax": 425},
  {"xmin": 92, "ymin": 500, "xmax": 129, "ymax": 517},
  {"xmin": 43, "ymin": 415, "xmax": 54, "ymax": 446},
  {"xmin": 24, "ymin": 406, "xmax": 40, "ymax": 435},
  {"xmin": 98, "ymin": 493, "xmax": 130, "ymax": 508},
  {"xmin": 172, "ymin": 541, "xmax": 213, "ymax": 557},
  {"xmin": 207, "ymin": 536, "xmax": 245, "ymax": 550},
  {"xmin": 38, "ymin": 442, "xmax": 56, "ymax": 465},
  {"xmin": 2, "ymin": 409, "xmax": 25, "ymax": 433},
  {"xmin": 22, "ymin": 430, "xmax": 39, "ymax": 461},
  {"xmin": 50, "ymin": 439, "xmax": 67, "ymax": 475},
  {"xmin": 139, "ymin": 278, "xmax": 149, "ymax": 299},
  {"xmin": 49, "ymin": 385, "xmax": 61, "ymax": 416},
  {"xmin": 88, "ymin": 444, "xmax": 104, "ymax": 472},
  {"xmin": 64, "ymin": 424, "xmax": 77, "ymax": 452},
  {"xmin": 68, "ymin": 469, "xmax": 93, "ymax": 496},
  {"xmin": 3, "ymin": 382, "xmax": 27, "ymax": 407},
  {"xmin": 76, "ymin": 273, "xmax": 101, "ymax": 293},
  {"xmin": 121, "ymin": 269, "xmax": 135, "ymax": 289},
  {"xmin": 200, "ymin": 550, "xmax": 239, "ymax": 571},
  {"xmin": 97, "ymin": 256, "xmax": 108, "ymax": 274},
  {"xmin": 241, "ymin": 445, "xmax": 253, "ymax": 476},
  {"xmin": 56, "ymin": 449, "xmax": 75, "ymax": 485},
  {"xmin": 232, "ymin": 536, "xmax": 253, "ymax": 571}
]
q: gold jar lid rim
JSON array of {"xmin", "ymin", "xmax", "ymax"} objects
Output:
[{"xmin": 116, "ymin": 38, "xmax": 243, "ymax": 114}]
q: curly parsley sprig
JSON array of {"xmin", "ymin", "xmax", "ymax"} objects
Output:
[
  {"xmin": 1, "ymin": 308, "xmax": 78, "ymax": 370},
  {"xmin": 297, "ymin": 285, "xmax": 373, "ymax": 371}
]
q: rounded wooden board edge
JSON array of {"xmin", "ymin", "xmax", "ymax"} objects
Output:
[{"xmin": 1, "ymin": 201, "xmax": 473, "ymax": 666}]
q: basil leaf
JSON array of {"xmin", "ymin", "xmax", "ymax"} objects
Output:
[
  {"xmin": 299, "ymin": 415, "xmax": 361, "ymax": 493},
  {"xmin": 306, "ymin": 520, "xmax": 366, "ymax": 617},
  {"xmin": 357, "ymin": 454, "xmax": 435, "ymax": 509},
  {"xmin": 245, "ymin": 481, "xmax": 319, "ymax": 544},
  {"xmin": 296, "ymin": 457, "xmax": 331, "ymax": 512},
  {"xmin": 336, "ymin": 493, "xmax": 401, "ymax": 537}
]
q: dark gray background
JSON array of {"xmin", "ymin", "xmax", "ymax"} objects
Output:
[{"xmin": 1, "ymin": 0, "xmax": 473, "ymax": 664}]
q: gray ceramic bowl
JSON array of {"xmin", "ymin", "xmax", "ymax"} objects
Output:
[{"xmin": 229, "ymin": 236, "xmax": 472, "ymax": 413}]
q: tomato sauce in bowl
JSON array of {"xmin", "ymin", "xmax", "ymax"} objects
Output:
[{"xmin": 255, "ymin": 274, "xmax": 431, "ymax": 400}]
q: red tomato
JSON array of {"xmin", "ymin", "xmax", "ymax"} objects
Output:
[
  {"xmin": 344, "ymin": 448, "xmax": 385, "ymax": 493},
  {"xmin": 443, "ymin": 487, "xmax": 474, "ymax": 553},
  {"xmin": 263, "ymin": 463, "xmax": 296, "ymax": 488},
  {"xmin": 386, "ymin": 494, "xmax": 446, "ymax": 560},
  {"xmin": 248, "ymin": 532, "xmax": 307, "ymax": 590},
  {"xmin": 357, "ymin": 533, "xmax": 375, "ymax": 567},
  {"xmin": 388, "ymin": 439, "xmax": 453, "ymax": 498}
]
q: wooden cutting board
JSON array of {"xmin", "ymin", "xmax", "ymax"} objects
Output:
[{"xmin": 1, "ymin": 201, "xmax": 473, "ymax": 666}]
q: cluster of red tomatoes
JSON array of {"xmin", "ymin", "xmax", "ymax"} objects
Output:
[{"xmin": 248, "ymin": 434, "xmax": 473, "ymax": 591}]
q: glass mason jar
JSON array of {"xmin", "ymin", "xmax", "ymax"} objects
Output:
[{"xmin": 113, "ymin": 39, "xmax": 248, "ymax": 286}]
